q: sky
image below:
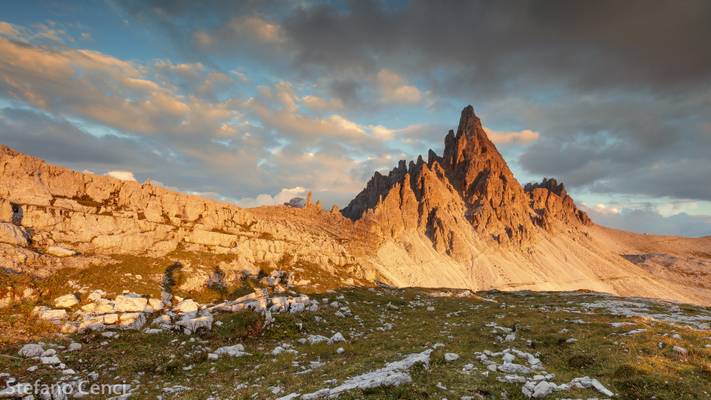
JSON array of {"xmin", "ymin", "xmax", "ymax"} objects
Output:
[{"xmin": 0, "ymin": 0, "xmax": 710, "ymax": 237}]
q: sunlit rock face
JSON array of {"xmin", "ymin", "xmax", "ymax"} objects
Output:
[{"xmin": 343, "ymin": 106, "xmax": 590, "ymax": 261}]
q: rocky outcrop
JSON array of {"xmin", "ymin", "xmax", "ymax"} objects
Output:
[
  {"xmin": 525, "ymin": 178, "xmax": 591, "ymax": 229},
  {"xmin": 0, "ymin": 145, "xmax": 370, "ymax": 282},
  {"xmin": 344, "ymin": 106, "xmax": 589, "ymax": 261}
]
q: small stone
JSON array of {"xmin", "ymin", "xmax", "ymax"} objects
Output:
[
  {"xmin": 328, "ymin": 332, "xmax": 346, "ymax": 344},
  {"xmin": 672, "ymin": 345, "xmax": 688, "ymax": 356},
  {"xmin": 214, "ymin": 344, "xmax": 250, "ymax": 358},
  {"xmin": 41, "ymin": 355, "xmax": 61, "ymax": 365},
  {"xmin": 444, "ymin": 353, "xmax": 460, "ymax": 362}
]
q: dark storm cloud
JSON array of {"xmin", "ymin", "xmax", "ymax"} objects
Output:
[{"xmin": 283, "ymin": 0, "xmax": 711, "ymax": 95}]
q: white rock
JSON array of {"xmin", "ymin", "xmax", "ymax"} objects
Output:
[
  {"xmin": 300, "ymin": 349, "xmax": 432, "ymax": 399},
  {"xmin": 174, "ymin": 299, "xmax": 199, "ymax": 314},
  {"xmin": 0, "ymin": 222, "xmax": 29, "ymax": 246},
  {"xmin": 290, "ymin": 303, "xmax": 306, "ymax": 313},
  {"xmin": 118, "ymin": 313, "xmax": 146, "ymax": 330},
  {"xmin": 444, "ymin": 353, "xmax": 460, "ymax": 362},
  {"xmin": 18, "ymin": 343, "xmax": 44, "ymax": 358},
  {"xmin": 114, "ymin": 294, "xmax": 148, "ymax": 313},
  {"xmin": 498, "ymin": 362, "xmax": 531, "ymax": 374},
  {"xmin": 214, "ymin": 344, "xmax": 250, "ymax": 358},
  {"xmin": 148, "ymin": 298, "xmax": 163, "ymax": 312},
  {"xmin": 34, "ymin": 307, "xmax": 68, "ymax": 321},
  {"xmin": 46, "ymin": 246, "xmax": 76, "ymax": 257},
  {"xmin": 673, "ymin": 345, "xmax": 688, "ymax": 356},
  {"xmin": 41, "ymin": 355, "xmax": 61, "ymax": 365},
  {"xmin": 54, "ymin": 294, "xmax": 79, "ymax": 308},
  {"xmin": 307, "ymin": 335, "xmax": 329, "ymax": 344},
  {"xmin": 176, "ymin": 314, "xmax": 213, "ymax": 333},
  {"xmin": 531, "ymin": 381, "xmax": 557, "ymax": 398},
  {"xmin": 328, "ymin": 332, "xmax": 346, "ymax": 344},
  {"xmin": 102, "ymin": 313, "xmax": 119, "ymax": 325},
  {"xmin": 87, "ymin": 290, "xmax": 106, "ymax": 302}
]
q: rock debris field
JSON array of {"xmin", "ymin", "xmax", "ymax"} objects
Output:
[{"xmin": 1, "ymin": 286, "xmax": 710, "ymax": 399}]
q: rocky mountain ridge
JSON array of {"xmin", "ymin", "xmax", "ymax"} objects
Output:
[
  {"xmin": 1, "ymin": 106, "xmax": 710, "ymax": 307},
  {"xmin": 0, "ymin": 144, "xmax": 370, "ymax": 284},
  {"xmin": 344, "ymin": 106, "xmax": 590, "ymax": 262}
]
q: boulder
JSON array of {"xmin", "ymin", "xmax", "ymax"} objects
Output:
[
  {"xmin": 176, "ymin": 313, "xmax": 213, "ymax": 333},
  {"xmin": 118, "ymin": 312, "xmax": 146, "ymax": 330},
  {"xmin": 18, "ymin": 343, "xmax": 44, "ymax": 358},
  {"xmin": 0, "ymin": 222, "xmax": 29, "ymax": 246},
  {"xmin": 102, "ymin": 313, "xmax": 119, "ymax": 324},
  {"xmin": 87, "ymin": 290, "xmax": 106, "ymax": 302},
  {"xmin": 148, "ymin": 298, "xmax": 163, "ymax": 311},
  {"xmin": 174, "ymin": 299, "xmax": 199, "ymax": 314},
  {"xmin": 54, "ymin": 294, "xmax": 79, "ymax": 308},
  {"xmin": 33, "ymin": 306, "xmax": 68, "ymax": 321},
  {"xmin": 46, "ymin": 246, "xmax": 77, "ymax": 257},
  {"xmin": 0, "ymin": 199, "xmax": 12, "ymax": 222},
  {"xmin": 444, "ymin": 353, "xmax": 460, "ymax": 362},
  {"xmin": 114, "ymin": 294, "xmax": 148, "ymax": 312},
  {"xmin": 328, "ymin": 332, "xmax": 346, "ymax": 344},
  {"xmin": 213, "ymin": 344, "xmax": 250, "ymax": 358}
]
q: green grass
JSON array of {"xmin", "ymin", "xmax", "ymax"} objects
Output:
[{"xmin": 0, "ymin": 288, "xmax": 709, "ymax": 399}]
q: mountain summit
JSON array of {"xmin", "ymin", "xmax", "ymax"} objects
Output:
[{"xmin": 343, "ymin": 105, "xmax": 589, "ymax": 262}]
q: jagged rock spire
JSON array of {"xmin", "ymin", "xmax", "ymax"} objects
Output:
[{"xmin": 343, "ymin": 105, "xmax": 590, "ymax": 259}]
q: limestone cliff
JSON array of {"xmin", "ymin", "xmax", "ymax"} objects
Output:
[{"xmin": 0, "ymin": 145, "xmax": 370, "ymax": 283}]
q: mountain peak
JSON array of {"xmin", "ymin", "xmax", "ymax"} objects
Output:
[
  {"xmin": 343, "ymin": 105, "xmax": 590, "ymax": 261},
  {"xmin": 456, "ymin": 105, "xmax": 482, "ymax": 138}
]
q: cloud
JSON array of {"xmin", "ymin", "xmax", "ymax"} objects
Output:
[
  {"xmin": 581, "ymin": 203, "xmax": 620, "ymax": 216},
  {"xmin": 584, "ymin": 204, "xmax": 711, "ymax": 237},
  {"xmin": 236, "ymin": 186, "xmax": 307, "ymax": 208},
  {"xmin": 106, "ymin": 170, "xmax": 137, "ymax": 182},
  {"xmin": 484, "ymin": 128, "xmax": 540, "ymax": 145},
  {"xmin": 376, "ymin": 69, "xmax": 423, "ymax": 104},
  {"xmin": 0, "ymin": 36, "xmax": 241, "ymax": 139},
  {"xmin": 0, "ymin": 107, "xmax": 152, "ymax": 168},
  {"xmin": 302, "ymin": 95, "xmax": 343, "ymax": 112},
  {"xmin": 0, "ymin": 22, "xmax": 18, "ymax": 37}
]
